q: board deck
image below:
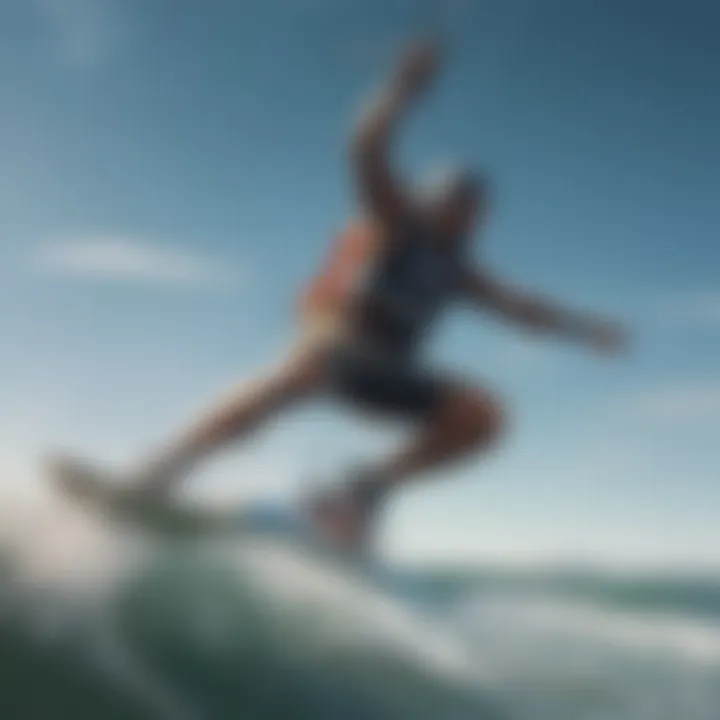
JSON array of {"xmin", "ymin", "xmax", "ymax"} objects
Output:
[
  {"xmin": 45, "ymin": 454, "xmax": 421, "ymax": 604},
  {"xmin": 44, "ymin": 455, "xmax": 395, "ymax": 584},
  {"xmin": 47, "ymin": 455, "xmax": 318, "ymax": 536}
]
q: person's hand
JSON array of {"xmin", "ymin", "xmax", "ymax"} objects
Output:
[
  {"xmin": 396, "ymin": 38, "xmax": 441, "ymax": 95},
  {"xmin": 587, "ymin": 320, "xmax": 628, "ymax": 355}
]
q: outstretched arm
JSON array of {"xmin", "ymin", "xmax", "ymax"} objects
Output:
[
  {"xmin": 462, "ymin": 268, "xmax": 626, "ymax": 352},
  {"xmin": 351, "ymin": 39, "xmax": 440, "ymax": 229}
]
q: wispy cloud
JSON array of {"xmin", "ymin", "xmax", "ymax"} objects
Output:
[
  {"xmin": 620, "ymin": 381, "xmax": 720, "ymax": 425},
  {"xmin": 35, "ymin": 0, "xmax": 121, "ymax": 69},
  {"xmin": 656, "ymin": 290, "xmax": 720, "ymax": 329},
  {"xmin": 35, "ymin": 236, "xmax": 238, "ymax": 289},
  {"xmin": 674, "ymin": 291, "xmax": 720, "ymax": 326}
]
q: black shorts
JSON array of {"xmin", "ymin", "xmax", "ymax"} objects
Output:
[{"xmin": 326, "ymin": 344, "xmax": 446, "ymax": 421}]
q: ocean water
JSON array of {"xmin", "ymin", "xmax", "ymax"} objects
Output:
[{"xmin": 1, "ymin": 488, "xmax": 719, "ymax": 720}]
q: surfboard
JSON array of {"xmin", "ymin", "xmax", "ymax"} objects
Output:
[
  {"xmin": 45, "ymin": 454, "xmax": 385, "ymax": 571},
  {"xmin": 47, "ymin": 454, "xmax": 315, "ymax": 535},
  {"xmin": 45, "ymin": 454, "xmax": 422, "ymax": 606}
]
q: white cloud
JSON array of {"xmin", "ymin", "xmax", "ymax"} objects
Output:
[
  {"xmin": 676, "ymin": 291, "xmax": 720, "ymax": 326},
  {"xmin": 621, "ymin": 381, "xmax": 720, "ymax": 425},
  {"xmin": 35, "ymin": 236, "xmax": 237, "ymax": 289},
  {"xmin": 658, "ymin": 290, "xmax": 720, "ymax": 329}
]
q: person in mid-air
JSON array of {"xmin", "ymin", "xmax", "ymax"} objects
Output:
[{"xmin": 81, "ymin": 39, "xmax": 626, "ymax": 551}]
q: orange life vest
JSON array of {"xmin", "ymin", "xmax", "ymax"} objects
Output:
[{"xmin": 298, "ymin": 220, "xmax": 378, "ymax": 317}]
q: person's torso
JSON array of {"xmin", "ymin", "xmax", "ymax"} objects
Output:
[
  {"xmin": 353, "ymin": 220, "xmax": 464, "ymax": 353},
  {"xmin": 300, "ymin": 218, "xmax": 465, "ymax": 355}
]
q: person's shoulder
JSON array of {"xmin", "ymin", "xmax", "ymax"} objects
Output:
[{"xmin": 331, "ymin": 216, "xmax": 376, "ymax": 250}]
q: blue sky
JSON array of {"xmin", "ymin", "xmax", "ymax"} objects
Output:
[{"xmin": 1, "ymin": 0, "xmax": 719, "ymax": 567}]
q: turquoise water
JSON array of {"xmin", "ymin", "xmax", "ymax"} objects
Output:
[{"xmin": 1, "ymin": 492, "xmax": 719, "ymax": 720}]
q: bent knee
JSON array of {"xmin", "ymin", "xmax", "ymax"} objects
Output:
[{"xmin": 445, "ymin": 385, "xmax": 507, "ymax": 448}]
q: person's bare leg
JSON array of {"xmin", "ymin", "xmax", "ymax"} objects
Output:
[
  {"xmin": 376, "ymin": 383, "xmax": 506, "ymax": 488},
  {"xmin": 132, "ymin": 340, "xmax": 327, "ymax": 496},
  {"xmin": 317, "ymin": 382, "xmax": 505, "ymax": 550}
]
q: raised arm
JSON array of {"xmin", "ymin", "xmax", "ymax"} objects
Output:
[
  {"xmin": 462, "ymin": 268, "xmax": 626, "ymax": 352},
  {"xmin": 350, "ymin": 39, "xmax": 440, "ymax": 229}
]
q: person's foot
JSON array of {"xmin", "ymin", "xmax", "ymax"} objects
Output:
[
  {"xmin": 303, "ymin": 469, "xmax": 389, "ymax": 554},
  {"xmin": 45, "ymin": 453, "xmax": 146, "ymax": 509}
]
